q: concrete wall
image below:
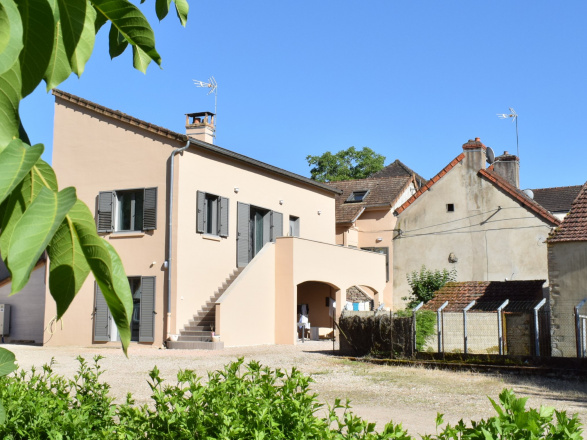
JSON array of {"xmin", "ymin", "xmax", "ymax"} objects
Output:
[
  {"xmin": 393, "ymin": 158, "xmax": 552, "ymax": 311},
  {"xmin": 548, "ymin": 241, "xmax": 587, "ymax": 357},
  {"xmin": 48, "ymin": 99, "xmax": 171, "ymax": 346},
  {"xmin": 0, "ymin": 265, "xmax": 47, "ymax": 344}
]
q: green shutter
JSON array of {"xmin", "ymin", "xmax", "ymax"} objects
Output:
[
  {"xmin": 237, "ymin": 202, "xmax": 250, "ymax": 267},
  {"xmin": 139, "ymin": 277, "xmax": 156, "ymax": 343},
  {"xmin": 196, "ymin": 191, "xmax": 205, "ymax": 233},
  {"xmin": 219, "ymin": 197, "xmax": 229, "ymax": 237},
  {"xmin": 143, "ymin": 187, "xmax": 157, "ymax": 230},
  {"xmin": 97, "ymin": 191, "xmax": 114, "ymax": 233},
  {"xmin": 270, "ymin": 211, "xmax": 283, "ymax": 242},
  {"xmin": 94, "ymin": 283, "xmax": 110, "ymax": 342}
]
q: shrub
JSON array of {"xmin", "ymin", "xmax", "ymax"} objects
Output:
[{"xmin": 404, "ymin": 266, "xmax": 457, "ymax": 309}]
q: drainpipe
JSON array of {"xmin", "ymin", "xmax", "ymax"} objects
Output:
[{"xmin": 166, "ymin": 139, "xmax": 191, "ymax": 337}]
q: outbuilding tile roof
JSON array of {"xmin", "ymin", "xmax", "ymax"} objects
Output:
[
  {"xmin": 421, "ymin": 280, "xmax": 546, "ymax": 313},
  {"xmin": 346, "ymin": 286, "xmax": 373, "ymax": 303},
  {"xmin": 371, "ymin": 159, "xmax": 428, "ymax": 186},
  {"xmin": 531, "ymin": 185, "xmax": 582, "ymax": 213},
  {"xmin": 548, "ymin": 182, "xmax": 587, "ymax": 243},
  {"xmin": 327, "ymin": 176, "xmax": 413, "ymax": 224}
]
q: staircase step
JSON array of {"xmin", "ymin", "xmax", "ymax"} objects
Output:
[
  {"xmin": 183, "ymin": 325, "xmax": 212, "ymax": 331},
  {"xmin": 180, "ymin": 330, "xmax": 212, "ymax": 337},
  {"xmin": 167, "ymin": 341, "xmax": 224, "ymax": 350},
  {"xmin": 178, "ymin": 335, "xmax": 212, "ymax": 342}
]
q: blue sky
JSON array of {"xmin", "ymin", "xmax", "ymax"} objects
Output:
[{"xmin": 22, "ymin": 1, "xmax": 587, "ymax": 189}]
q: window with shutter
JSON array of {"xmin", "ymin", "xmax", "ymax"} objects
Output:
[
  {"xmin": 139, "ymin": 277, "xmax": 156, "ymax": 343},
  {"xmin": 97, "ymin": 192, "xmax": 114, "ymax": 233},
  {"xmin": 270, "ymin": 211, "xmax": 283, "ymax": 242},
  {"xmin": 97, "ymin": 187, "xmax": 157, "ymax": 233},
  {"xmin": 143, "ymin": 187, "xmax": 157, "ymax": 230},
  {"xmin": 93, "ymin": 283, "xmax": 110, "ymax": 342},
  {"xmin": 289, "ymin": 216, "xmax": 300, "ymax": 237},
  {"xmin": 219, "ymin": 197, "xmax": 229, "ymax": 237},
  {"xmin": 237, "ymin": 202, "xmax": 250, "ymax": 267},
  {"xmin": 196, "ymin": 191, "xmax": 229, "ymax": 237}
]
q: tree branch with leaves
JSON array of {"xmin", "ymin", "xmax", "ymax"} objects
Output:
[{"xmin": 306, "ymin": 146, "xmax": 385, "ymax": 183}]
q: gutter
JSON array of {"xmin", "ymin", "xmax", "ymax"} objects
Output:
[{"xmin": 166, "ymin": 140, "xmax": 191, "ymax": 337}]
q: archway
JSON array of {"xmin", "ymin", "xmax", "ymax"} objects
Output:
[{"xmin": 296, "ymin": 281, "xmax": 339, "ymax": 341}]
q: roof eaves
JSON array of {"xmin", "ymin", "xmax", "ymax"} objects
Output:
[
  {"xmin": 350, "ymin": 207, "xmax": 366, "ymax": 223},
  {"xmin": 394, "ymin": 153, "xmax": 465, "ymax": 215},
  {"xmin": 478, "ymin": 169, "xmax": 561, "ymax": 227},
  {"xmin": 53, "ymin": 89, "xmax": 342, "ymax": 196}
]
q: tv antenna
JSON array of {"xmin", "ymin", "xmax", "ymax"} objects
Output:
[
  {"xmin": 193, "ymin": 76, "xmax": 217, "ymax": 114},
  {"xmin": 497, "ymin": 107, "xmax": 519, "ymax": 158}
]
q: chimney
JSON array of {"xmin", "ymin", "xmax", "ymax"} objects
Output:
[
  {"xmin": 185, "ymin": 112, "xmax": 216, "ymax": 144},
  {"xmin": 462, "ymin": 137, "xmax": 487, "ymax": 172},
  {"xmin": 493, "ymin": 151, "xmax": 519, "ymax": 188}
]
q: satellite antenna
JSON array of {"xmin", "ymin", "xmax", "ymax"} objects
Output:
[
  {"xmin": 497, "ymin": 107, "xmax": 519, "ymax": 158},
  {"xmin": 486, "ymin": 146, "xmax": 495, "ymax": 165},
  {"xmin": 193, "ymin": 76, "xmax": 218, "ymax": 114}
]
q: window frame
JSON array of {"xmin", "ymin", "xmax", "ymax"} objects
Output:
[
  {"xmin": 361, "ymin": 246, "xmax": 390, "ymax": 282},
  {"xmin": 196, "ymin": 191, "xmax": 229, "ymax": 238},
  {"xmin": 345, "ymin": 189, "xmax": 370, "ymax": 203},
  {"xmin": 97, "ymin": 187, "xmax": 157, "ymax": 234}
]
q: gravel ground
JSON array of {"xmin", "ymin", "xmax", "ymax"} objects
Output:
[{"xmin": 6, "ymin": 342, "xmax": 587, "ymax": 437}]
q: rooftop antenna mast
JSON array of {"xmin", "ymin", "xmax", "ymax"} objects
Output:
[
  {"xmin": 497, "ymin": 107, "xmax": 519, "ymax": 158},
  {"xmin": 193, "ymin": 76, "xmax": 218, "ymax": 115}
]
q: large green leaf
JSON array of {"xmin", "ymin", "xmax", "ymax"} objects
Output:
[
  {"xmin": 0, "ymin": 0, "xmax": 23, "ymax": 76},
  {"xmin": 57, "ymin": 0, "xmax": 96, "ymax": 76},
  {"xmin": 0, "ymin": 60, "xmax": 21, "ymax": 148},
  {"xmin": 108, "ymin": 23, "xmax": 127, "ymax": 59},
  {"xmin": 0, "ymin": 347, "xmax": 16, "ymax": 376},
  {"xmin": 7, "ymin": 186, "xmax": 76, "ymax": 293},
  {"xmin": 43, "ymin": 0, "xmax": 71, "ymax": 90},
  {"xmin": 132, "ymin": 44, "xmax": 151, "ymax": 73},
  {"xmin": 91, "ymin": 0, "xmax": 161, "ymax": 72},
  {"xmin": 71, "ymin": 201, "xmax": 132, "ymax": 353},
  {"xmin": 47, "ymin": 200, "xmax": 91, "ymax": 318},
  {"xmin": 173, "ymin": 0, "xmax": 188, "ymax": 27},
  {"xmin": 154, "ymin": 0, "xmax": 170, "ymax": 21},
  {"xmin": 16, "ymin": 0, "xmax": 56, "ymax": 97},
  {"xmin": 0, "ymin": 139, "xmax": 43, "ymax": 204},
  {"xmin": 0, "ymin": 158, "xmax": 57, "ymax": 257}
]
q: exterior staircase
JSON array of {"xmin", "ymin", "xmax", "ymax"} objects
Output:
[{"xmin": 167, "ymin": 267, "xmax": 244, "ymax": 350}]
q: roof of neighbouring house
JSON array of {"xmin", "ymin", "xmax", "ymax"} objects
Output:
[
  {"xmin": 0, "ymin": 258, "xmax": 46, "ymax": 289},
  {"xmin": 421, "ymin": 280, "xmax": 546, "ymax": 313},
  {"xmin": 346, "ymin": 286, "xmax": 373, "ymax": 303},
  {"xmin": 548, "ymin": 182, "xmax": 587, "ymax": 243},
  {"xmin": 327, "ymin": 176, "xmax": 414, "ymax": 224},
  {"xmin": 52, "ymin": 89, "xmax": 341, "ymax": 196},
  {"xmin": 393, "ymin": 153, "xmax": 560, "ymax": 226},
  {"xmin": 371, "ymin": 159, "xmax": 428, "ymax": 186},
  {"xmin": 531, "ymin": 185, "xmax": 583, "ymax": 213}
]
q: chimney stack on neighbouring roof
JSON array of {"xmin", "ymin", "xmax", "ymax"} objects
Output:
[
  {"xmin": 493, "ymin": 151, "xmax": 519, "ymax": 188},
  {"xmin": 462, "ymin": 138, "xmax": 487, "ymax": 172},
  {"xmin": 186, "ymin": 112, "xmax": 215, "ymax": 144}
]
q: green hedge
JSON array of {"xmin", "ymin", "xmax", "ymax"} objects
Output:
[{"xmin": 0, "ymin": 357, "xmax": 582, "ymax": 439}]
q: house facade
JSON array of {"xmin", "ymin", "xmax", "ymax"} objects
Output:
[
  {"xmin": 547, "ymin": 182, "xmax": 587, "ymax": 357},
  {"xmin": 392, "ymin": 138, "xmax": 560, "ymax": 310},
  {"xmin": 41, "ymin": 90, "xmax": 385, "ymax": 348}
]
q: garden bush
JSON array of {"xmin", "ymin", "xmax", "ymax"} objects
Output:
[{"xmin": 0, "ymin": 357, "xmax": 582, "ymax": 439}]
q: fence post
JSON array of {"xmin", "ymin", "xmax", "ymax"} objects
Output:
[
  {"xmin": 437, "ymin": 301, "xmax": 449, "ymax": 354},
  {"xmin": 574, "ymin": 299, "xmax": 586, "ymax": 358},
  {"xmin": 497, "ymin": 299, "xmax": 509, "ymax": 355},
  {"xmin": 412, "ymin": 302, "xmax": 424, "ymax": 355},
  {"xmin": 533, "ymin": 298, "xmax": 546, "ymax": 357},
  {"xmin": 463, "ymin": 300, "xmax": 476, "ymax": 354}
]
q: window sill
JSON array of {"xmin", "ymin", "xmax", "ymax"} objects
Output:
[
  {"xmin": 109, "ymin": 231, "xmax": 145, "ymax": 239},
  {"xmin": 202, "ymin": 234, "xmax": 221, "ymax": 242}
]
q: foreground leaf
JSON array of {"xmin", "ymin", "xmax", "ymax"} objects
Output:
[
  {"xmin": 16, "ymin": 0, "xmax": 55, "ymax": 97},
  {"xmin": 47, "ymin": 200, "xmax": 91, "ymax": 318},
  {"xmin": 57, "ymin": 0, "xmax": 96, "ymax": 76},
  {"xmin": 0, "ymin": 347, "xmax": 16, "ymax": 376},
  {"xmin": 0, "ymin": 140, "xmax": 43, "ymax": 204},
  {"xmin": 7, "ymin": 186, "xmax": 76, "ymax": 293},
  {"xmin": 0, "ymin": 60, "xmax": 21, "ymax": 148},
  {"xmin": 173, "ymin": 0, "xmax": 188, "ymax": 27},
  {"xmin": 108, "ymin": 23, "xmax": 127, "ymax": 58},
  {"xmin": 43, "ymin": 0, "xmax": 71, "ymax": 90},
  {"xmin": 71, "ymin": 201, "xmax": 132, "ymax": 353},
  {"xmin": 0, "ymin": 0, "xmax": 23, "ymax": 76}
]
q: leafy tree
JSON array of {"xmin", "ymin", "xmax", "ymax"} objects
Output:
[
  {"xmin": 306, "ymin": 146, "xmax": 385, "ymax": 182},
  {"xmin": 0, "ymin": 0, "xmax": 189, "ymax": 363},
  {"xmin": 403, "ymin": 266, "xmax": 456, "ymax": 309}
]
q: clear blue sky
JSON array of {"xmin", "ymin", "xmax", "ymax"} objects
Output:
[{"xmin": 21, "ymin": 1, "xmax": 587, "ymax": 189}]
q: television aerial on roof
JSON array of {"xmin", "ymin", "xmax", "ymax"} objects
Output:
[
  {"xmin": 497, "ymin": 107, "xmax": 519, "ymax": 158},
  {"xmin": 193, "ymin": 76, "xmax": 218, "ymax": 115}
]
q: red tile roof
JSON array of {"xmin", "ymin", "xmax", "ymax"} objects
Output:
[
  {"xmin": 327, "ymin": 176, "xmax": 413, "ymax": 223},
  {"xmin": 478, "ymin": 169, "xmax": 560, "ymax": 226},
  {"xmin": 394, "ymin": 153, "xmax": 465, "ymax": 215},
  {"xmin": 531, "ymin": 185, "xmax": 582, "ymax": 213},
  {"xmin": 421, "ymin": 280, "xmax": 546, "ymax": 313},
  {"xmin": 371, "ymin": 159, "xmax": 428, "ymax": 186},
  {"xmin": 548, "ymin": 182, "xmax": 587, "ymax": 243}
]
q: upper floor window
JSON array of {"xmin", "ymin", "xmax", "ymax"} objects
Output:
[
  {"xmin": 97, "ymin": 187, "xmax": 157, "ymax": 233},
  {"xmin": 196, "ymin": 191, "xmax": 229, "ymax": 237},
  {"xmin": 289, "ymin": 215, "xmax": 300, "ymax": 237},
  {"xmin": 346, "ymin": 190, "xmax": 369, "ymax": 203}
]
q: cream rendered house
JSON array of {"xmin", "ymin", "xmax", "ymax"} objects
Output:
[
  {"xmin": 392, "ymin": 138, "xmax": 561, "ymax": 310},
  {"xmin": 43, "ymin": 90, "xmax": 386, "ymax": 349}
]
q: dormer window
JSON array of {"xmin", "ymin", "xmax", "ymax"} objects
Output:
[{"xmin": 346, "ymin": 190, "xmax": 369, "ymax": 203}]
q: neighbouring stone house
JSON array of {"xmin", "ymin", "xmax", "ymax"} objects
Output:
[
  {"xmin": 547, "ymin": 182, "xmax": 587, "ymax": 357},
  {"xmin": 392, "ymin": 138, "xmax": 561, "ymax": 310},
  {"xmin": 531, "ymin": 185, "xmax": 582, "ymax": 221}
]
